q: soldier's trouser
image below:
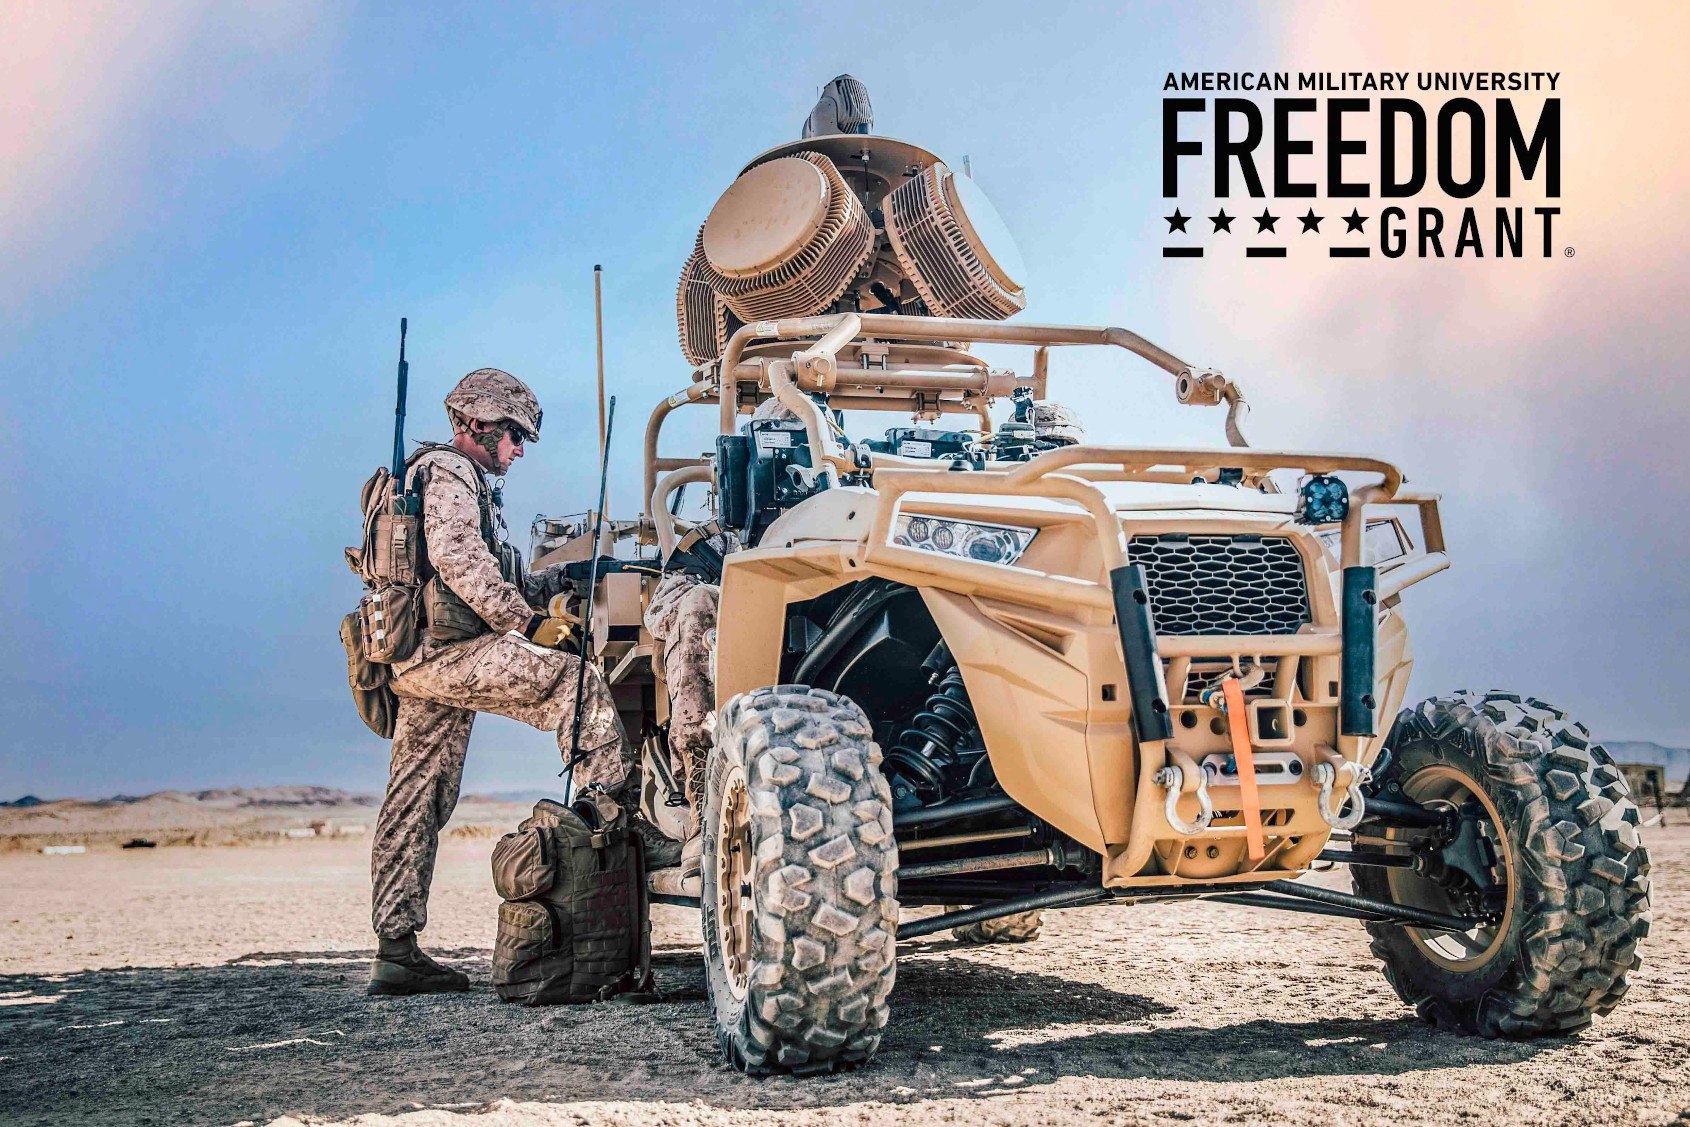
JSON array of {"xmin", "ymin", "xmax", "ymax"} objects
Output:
[
  {"xmin": 643, "ymin": 573, "xmax": 719, "ymax": 817},
  {"xmin": 371, "ymin": 631, "xmax": 635, "ymax": 938}
]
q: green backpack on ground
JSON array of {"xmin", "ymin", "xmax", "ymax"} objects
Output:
[{"xmin": 490, "ymin": 793, "xmax": 656, "ymax": 1005}]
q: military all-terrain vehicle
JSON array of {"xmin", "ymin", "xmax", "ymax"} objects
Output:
[{"xmin": 531, "ymin": 77, "xmax": 1652, "ymax": 1075}]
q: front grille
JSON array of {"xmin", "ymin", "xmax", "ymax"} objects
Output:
[{"xmin": 1127, "ymin": 534, "xmax": 1312, "ymax": 636}]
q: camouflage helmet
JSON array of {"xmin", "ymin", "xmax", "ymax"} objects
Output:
[
  {"xmin": 751, "ymin": 396, "xmax": 800, "ymax": 422},
  {"xmin": 1031, "ymin": 401, "xmax": 1084, "ymax": 445},
  {"xmin": 444, "ymin": 368, "xmax": 542, "ymax": 443}
]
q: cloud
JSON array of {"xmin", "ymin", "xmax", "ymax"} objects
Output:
[
  {"xmin": 1141, "ymin": 0, "xmax": 1690, "ymax": 740},
  {"xmin": 0, "ymin": 0, "xmax": 343, "ymax": 313}
]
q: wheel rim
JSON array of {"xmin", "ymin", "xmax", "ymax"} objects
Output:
[
  {"xmin": 1383, "ymin": 765, "xmax": 1517, "ymax": 972},
  {"xmin": 714, "ymin": 764, "xmax": 754, "ymax": 1001}
]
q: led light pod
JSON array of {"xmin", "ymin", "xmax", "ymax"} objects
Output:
[
  {"xmin": 892, "ymin": 514, "xmax": 1036, "ymax": 566},
  {"xmin": 1298, "ymin": 474, "xmax": 1350, "ymax": 524}
]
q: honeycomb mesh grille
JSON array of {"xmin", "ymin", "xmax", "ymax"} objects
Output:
[{"xmin": 1128, "ymin": 534, "xmax": 1311, "ymax": 636}]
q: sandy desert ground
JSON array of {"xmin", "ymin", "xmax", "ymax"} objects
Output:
[
  {"xmin": 0, "ymin": 788, "xmax": 536, "ymax": 853},
  {"xmin": 1, "ymin": 826, "xmax": 1686, "ymax": 1127}
]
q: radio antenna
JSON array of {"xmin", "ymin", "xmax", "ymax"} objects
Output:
[
  {"xmin": 562, "ymin": 395, "xmax": 617, "ymax": 802},
  {"xmin": 594, "ymin": 265, "xmax": 607, "ymax": 463}
]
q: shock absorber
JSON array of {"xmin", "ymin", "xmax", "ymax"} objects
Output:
[{"xmin": 886, "ymin": 664, "xmax": 978, "ymax": 809}]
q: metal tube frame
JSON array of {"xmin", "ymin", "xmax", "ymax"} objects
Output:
[
  {"xmin": 892, "ymin": 794, "xmax": 1024, "ymax": 828},
  {"xmin": 638, "ymin": 314, "xmax": 1454, "ymax": 889}
]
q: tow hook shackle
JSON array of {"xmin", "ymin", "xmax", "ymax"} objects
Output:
[
  {"xmin": 1155, "ymin": 748, "xmax": 1214, "ymax": 836},
  {"xmin": 1199, "ymin": 661, "xmax": 1266, "ymax": 714},
  {"xmin": 1314, "ymin": 754, "xmax": 1373, "ymax": 830}
]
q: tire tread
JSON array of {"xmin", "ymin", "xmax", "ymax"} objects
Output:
[
  {"xmin": 1358, "ymin": 691, "xmax": 1651, "ymax": 1038},
  {"xmin": 703, "ymin": 687, "xmax": 897, "ymax": 1075}
]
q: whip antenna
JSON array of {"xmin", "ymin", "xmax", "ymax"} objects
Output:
[
  {"xmin": 390, "ymin": 317, "xmax": 409, "ymax": 479},
  {"xmin": 594, "ymin": 265, "xmax": 607, "ymax": 463},
  {"xmin": 562, "ymin": 394, "xmax": 616, "ymax": 801}
]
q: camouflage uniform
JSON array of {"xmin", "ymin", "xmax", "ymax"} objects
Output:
[
  {"xmin": 371, "ymin": 447, "xmax": 632, "ymax": 939},
  {"xmin": 643, "ymin": 398, "xmax": 794, "ymax": 818},
  {"xmin": 644, "ymin": 572, "xmax": 719, "ymax": 815}
]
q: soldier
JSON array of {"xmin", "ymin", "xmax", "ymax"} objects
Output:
[
  {"xmin": 369, "ymin": 368, "xmax": 672, "ymax": 997},
  {"xmin": 644, "ymin": 397, "xmax": 1085, "ymax": 894},
  {"xmin": 1028, "ymin": 400, "xmax": 1084, "ymax": 446},
  {"xmin": 641, "ymin": 400, "xmax": 795, "ymax": 889}
]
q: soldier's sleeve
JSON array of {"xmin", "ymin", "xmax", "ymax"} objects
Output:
[
  {"xmin": 643, "ymin": 572, "xmax": 700, "ymax": 641},
  {"xmin": 422, "ymin": 462, "xmax": 534, "ymax": 634}
]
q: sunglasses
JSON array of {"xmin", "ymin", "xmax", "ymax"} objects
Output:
[{"xmin": 504, "ymin": 423, "xmax": 533, "ymax": 445}]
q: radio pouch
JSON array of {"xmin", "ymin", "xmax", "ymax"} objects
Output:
[{"xmin": 360, "ymin": 584, "xmax": 420, "ymax": 664}]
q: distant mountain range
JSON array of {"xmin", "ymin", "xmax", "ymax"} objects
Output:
[
  {"xmin": 3, "ymin": 785, "xmax": 375, "ymax": 809},
  {"xmin": 0, "ymin": 785, "xmax": 536, "ymax": 845},
  {"xmin": 5, "ymin": 750, "xmax": 1681, "ymax": 820},
  {"xmin": 479, "ymin": 789, "xmax": 568, "ymax": 807},
  {"xmin": 3, "ymin": 785, "xmax": 565, "ymax": 809}
]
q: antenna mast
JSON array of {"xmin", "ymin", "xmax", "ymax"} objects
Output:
[{"xmin": 594, "ymin": 265, "xmax": 607, "ymax": 463}]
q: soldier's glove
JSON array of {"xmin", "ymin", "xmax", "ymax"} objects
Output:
[{"xmin": 523, "ymin": 613, "xmax": 576, "ymax": 649}]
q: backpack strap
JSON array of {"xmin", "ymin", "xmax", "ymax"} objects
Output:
[
  {"xmin": 597, "ymin": 831, "xmax": 659, "ymax": 1004},
  {"xmin": 404, "ymin": 443, "xmax": 511, "ymax": 572}
]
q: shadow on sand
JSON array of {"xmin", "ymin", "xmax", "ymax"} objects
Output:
[{"xmin": 0, "ymin": 942, "xmax": 1551, "ymax": 1125}]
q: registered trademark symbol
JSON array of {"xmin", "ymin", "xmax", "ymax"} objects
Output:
[{"xmin": 1565, "ymin": 247, "xmax": 1575, "ymax": 257}]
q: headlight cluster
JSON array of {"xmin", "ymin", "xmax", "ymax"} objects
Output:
[{"xmin": 893, "ymin": 514, "xmax": 1037, "ymax": 566}]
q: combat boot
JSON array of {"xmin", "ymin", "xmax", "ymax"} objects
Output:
[
  {"xmin": 679, "ymin": 831, "xmax": 703, "ymax": 884},
  {"xmin": 367, "ymin": 933, "xmax": 471, "ymax": 997},
  {"xmin": 632, "ymin": 814, "xmax": 683, "ymax": 869},
  {"xmin": 605, "ymin": 777, "xmax": 683, "ymax": 870}
]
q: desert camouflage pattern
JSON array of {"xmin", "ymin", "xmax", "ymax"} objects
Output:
[
  {"xmin": 392, "ymin": 631, "xmax": 631, "ymax": 785},
  {"xmin": 443, "ymin": 368, "xmax": 542, "ymax": 442},
  {"xmin": 639, "ymin": 394, "xmax": 791, "ymax": 815},
  {"xmin": 371, "ymin": 697, "xmax": 475, "ymax": 937},
  {"xmin": 751, "ymin": 397, "xmax": 799, "ymax": 422},
  {"xmin": 1031, "ymin": 401, "xmax": 1084, "ymax": 444},
  {"xmin": 392, "ymin": 450, "xmax": 530, "ymax": 674},
  {"xmin": 371, "ymin": 442, "xmax": 632, "ymax": 938},
  {"xmin": 644, "ymin": 572, "xmax": 719, "ymax": 814},
  {"xmin": 374, "ymin": 636, "xmax": 633, "ymax": 937}
]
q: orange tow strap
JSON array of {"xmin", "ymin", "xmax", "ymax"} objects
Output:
[{"xmin": 1222, "ymin": 678, "xmax": 1266, "ymax": 860}]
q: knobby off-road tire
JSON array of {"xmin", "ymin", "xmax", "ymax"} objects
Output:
[
  {"xmin": 949, "ymin": 909, "xmax": 1044, "ymax": 944},
  {"xmin": 701, "ymin": 686, "xmax": 899, "ymax": 1075},
  {"xmin": 1356, "ymin": 691, "xmax": 1651, "ymax": 1037}
]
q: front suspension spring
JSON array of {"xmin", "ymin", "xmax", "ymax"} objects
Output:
[{"xmin": 886, "ymin": 666, "xmax": 977, "ymax": 803}]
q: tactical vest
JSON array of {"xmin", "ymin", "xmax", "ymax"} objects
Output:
[
  {"xmin": 341, "ymin": 444, "xmax": 525, "ymax": 737},
  {"xmin": 402, "ymin": 444, "xmax": 524, "ymax": 646}
]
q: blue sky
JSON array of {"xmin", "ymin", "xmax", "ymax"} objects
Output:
[{"xmin": 4, "ymin": 1, "xmax": 1687, "ymax": 798}]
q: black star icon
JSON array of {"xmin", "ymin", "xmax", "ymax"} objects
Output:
[
  {"xmin": 1342, "ymin": 209, "xmax": 1368, "ymax": 233},
  {"xmin": 1210, "ymin": 209, "xmax": 1234, "ymax": 233},
  {"xmin": 1253, "ymin": 209, "xmax": 1279, "ymax": 233},
  {"xmin": 1298, "ymin": 209, "xmax": 1324, "ymax": 233},
  {"xmin": 1164, "ymin": 208, "xmax": 1190, "ymax": 234}
]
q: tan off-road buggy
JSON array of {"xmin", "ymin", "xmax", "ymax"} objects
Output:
[{"xmin": 530, "ymin": 97, "xmax": 1651, "ymax": 1075}]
